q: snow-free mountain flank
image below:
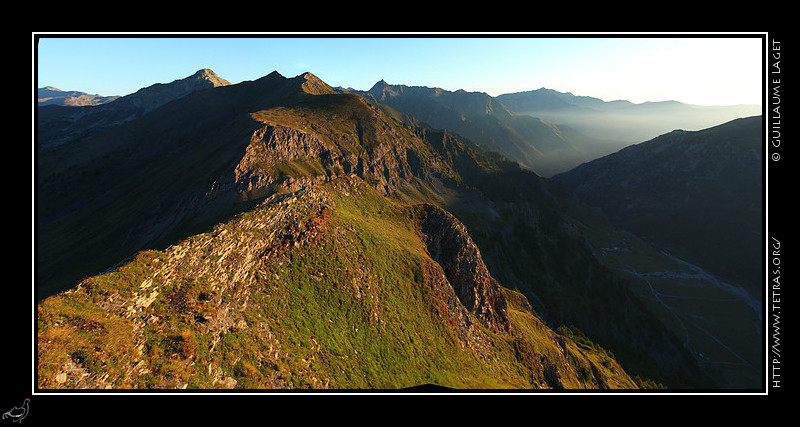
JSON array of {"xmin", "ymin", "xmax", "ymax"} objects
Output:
[
  {"xmin": 37, "ymin": 68, "xmax": 233, "ymax": 149},
  {"xmin": 35, "ymin": 69, "xmax": 647, "ymax": 391},
  {"xmin": 37, "ymin": 86, "xmax": 120, "ymax": 106},
  {"xmin": 36, "ymin": 68, "xmax": 759, "ymax": 391}
]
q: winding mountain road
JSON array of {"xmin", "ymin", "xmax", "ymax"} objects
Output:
[{"xmin": 615, "ymin": 251, "xmax": 760, "ymax": 370}]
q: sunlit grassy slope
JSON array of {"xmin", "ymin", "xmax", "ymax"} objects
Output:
[{"xmin": 37, "ymin": 176, "xmax": 637, "ymax": 390}]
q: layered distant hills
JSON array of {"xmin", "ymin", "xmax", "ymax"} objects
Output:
[
  {"xmin": 345, "ymin": 81, "xmax": 760, "ymax": 177},
  {"xmin": 35, "ymin": 68, "xmax": 763, "ymax": 391},
  {"xmin": 497, "ymin": 88, "xmax": 761, "ymax": 144},
  {"xmin": 347, "ymin": 81, "xmax": 616, "ymax": 177}
]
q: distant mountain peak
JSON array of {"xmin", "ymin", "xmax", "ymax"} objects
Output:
[
  {"xmin": 293, "ymin": 71, "xmax": 337, "ymax": 95},
  {"xmin": 37, "ymin": 86, "xmax": 120, "ymax": 107},
  {"xmin": 193, "ymin": 68, "xmax": 216, "ymax": 76},
  {"xmin": 367, "ymin": 79, "xmax": 393, "ymax": 96},
  {"xmin": 122, "ymin": 68, "xmax": 232, "ymax": 106},
  {"xmin": 187, "ymin": 68, "xmax": 231, "ymax": 87}
]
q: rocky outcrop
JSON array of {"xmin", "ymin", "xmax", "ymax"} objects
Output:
[
  {"xmin": 232, "ymin": 124, "xmax": 335, "ymax": 200},
  {"xmin": 229, "ymin": 92, "xmax": 453, "ymax": 204},
  {"xmin": 413, "ymin": 203, "xmax": 511, "ymax": 334},
  {"xmin": 39, "ymin": 183, "xmax": 338, "ymax": 390},
  {"xmin": 37, "ymin": 71, "xmax": 459, "ymax": 300}
]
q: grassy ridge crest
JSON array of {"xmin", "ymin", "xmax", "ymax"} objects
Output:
[{"xmin": 37, "ymin": 176, "xmax": 637, "ymax": 390}]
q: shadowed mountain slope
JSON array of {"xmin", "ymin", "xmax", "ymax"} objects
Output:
[
  {"xmin": 37, "ymin": 70, "xmax": 461, "ymax": 299},
  {"xmin": 550, "ymin": 116, "xmax": 764, "ymax": 388},
  {"xmin": 37, "ymin": 69, "xmax": 232, "ymax": 149},
  {"xmin": 553, "ymin": 116, "xmax": 763, "ymax": 297}
]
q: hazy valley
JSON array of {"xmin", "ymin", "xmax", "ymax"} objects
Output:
[{"xmin": 35, "ymin": 68, "xmax": 764, "ymax": 391}]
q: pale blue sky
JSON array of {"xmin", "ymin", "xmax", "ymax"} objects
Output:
[{"xmin": 35, "ymin": 34, "xmax": 765, "ymax": 106}]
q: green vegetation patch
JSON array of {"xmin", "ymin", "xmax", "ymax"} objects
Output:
[{"xmin": 236, "ymin": 179, "xmax": 527, "ymax": 389}]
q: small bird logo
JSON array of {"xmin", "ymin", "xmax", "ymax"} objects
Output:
[{"xmin": 1, "ymin": 398, "xmax": 29, "ymax": 423}]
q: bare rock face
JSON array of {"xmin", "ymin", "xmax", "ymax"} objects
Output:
[
  {"xmin": 230, "ymin": 93, "xmax": 450, "ymax": 205},
  {"xmin": 231, "ymin": 124, "xmax": 334, "ymax": 200},
  {"xmin": 413, "ymin": 203, "xmax": 511, "ymax": 334}
]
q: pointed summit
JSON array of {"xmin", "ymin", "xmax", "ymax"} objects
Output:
[
  {"xmin": 367, "ymin": 79, "xmax": 401, "ymax": 101},
  {"xmin": 191, "ymin": 68, "xmax": 231, "ymax": 87},
  {"xmin": 117, "ymin": 68, "xmax": 232, "ymax": 112},
  {"xmin": 294, "ymin": 72, "xmax": 337, "ymax": 95},
  {"xmin": 138, "ymin": 68, "xmax": 231, "ymax": 94},
  {"xmin": 38, "ymin": 69, "xmax": 234, "ymax": 149},
  {"xmin": 372, "ymin": 79, "xmax": 389, "ymax": 89}
]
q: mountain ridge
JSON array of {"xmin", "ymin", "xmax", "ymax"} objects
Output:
[
  {"xmin": 36, "ymin": 69, "xmax": 465, "ymax": 300},
  {"xmin": 37, "ymin": 86, "xmax": 120, "ymax": 107},
  {"xmin": 350, "ymin": 80, "xmax": 610, "ymax": 177},
  {"xmin": 37, "ymin": 68, "xmax": 233, "ymax": 149},
  {"xmin": 34, "ymin": 69, "xmax": 651, "ymax": 390},
  {"xmin": 36, "ymin": 68, "xmax": 749, "ymax": 390},
  {"xmin": 37, "ymin": 174, "xmax": 638, "ymax": 390}
]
